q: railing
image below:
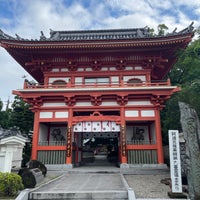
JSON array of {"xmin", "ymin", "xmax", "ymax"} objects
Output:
[
  {"xmin": 127, "ymin": 140, "xmax": 156, "ymax": 145},
  {"xmin": 24, "ymin": 79, "xmax": 171, "ymax": 89},
  {"xmin": 127, "ymin": 149, "xmax": 157, "ymax": 164},
  {"xmin": 38, "ymin": 150, "xmax": 66, "ymax": 164},
  {"xmin": 38, "ymin": 141, "xmax": 66, "ymax": 146}
]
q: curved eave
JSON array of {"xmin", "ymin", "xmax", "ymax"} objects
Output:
[
  {"xmin": 13, "ymin": 86, "xmax": 180, "ymax": 93},
  {"xmin": 0, "ymin": 33, "xmax": 193, "ymax": 50}
]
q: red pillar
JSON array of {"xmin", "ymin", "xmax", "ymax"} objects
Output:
[
  {"xmin": 31, "ymin": 110, "xmax": 40, "ymax": 160},
  {"xmin": 120, "ymin": 107, "xmax": 127, "ymax": 164},
  {"xmin": 66, "ymin": 108, "xmax": 73, "ymax": 164},
  {"xmin": 155, "ymin": 109, "xmax": 164, "ymax": 164}
]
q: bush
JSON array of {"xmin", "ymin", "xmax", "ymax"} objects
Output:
[{"xmin": 0, "ymin": 172, "xmax": 24, "ymax": 196}]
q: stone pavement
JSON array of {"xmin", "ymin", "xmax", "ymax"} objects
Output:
[{"xmin": 16, "ymin": 165, "xmax": 189, "ymax": 200}]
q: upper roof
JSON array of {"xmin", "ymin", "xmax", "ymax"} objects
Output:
[
  {"xmin": 0, "ymin": 23, "xmax": 194, "ymax": 42},
  {"xmin": 0, "ymin": 23, "xmax": 195, "ymax": 81}
]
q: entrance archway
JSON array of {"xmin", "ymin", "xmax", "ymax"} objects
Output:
[{"xmin": 72, "ymin": 112, "xmax": 121, "ymax": 167}]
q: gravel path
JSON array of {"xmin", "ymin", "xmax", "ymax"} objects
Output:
[{"xmin": 124, "ymin": 174, "xmax": 171, "ymax": 199}]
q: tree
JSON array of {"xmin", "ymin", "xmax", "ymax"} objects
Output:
[
  {"xmin": 157, "ymin": 24, "xmax": 169, "ymax": 36},
  {"xmin": 161, "ymin": 35, "xmax": 200, "ymax": 143},
  {"xmin": 0, "ymin": 98, "xmax": 12, "ymax": 129},
  {"xmin": 10, "ymin": 96, "xmax": 34, "ymax": 134}
]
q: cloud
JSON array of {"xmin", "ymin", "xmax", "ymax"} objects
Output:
[{"xmin": 0, "ymin": 0, "xmax": 199, "ymax": 107}]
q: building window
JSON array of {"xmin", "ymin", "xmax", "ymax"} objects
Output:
[
  {"xmin": 52, "ymin": 80, "xmax": 67, "ymax": 85},
  {"xmin": 85, "ymin": 77, "xmax": 109, "ymax": 85},
  {"xmin": 127, "ymin": 78, "xmax": 142, "ymax": 85}
]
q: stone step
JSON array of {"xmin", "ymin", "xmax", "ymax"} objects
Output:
[{"xmin": 29, "ymin": 190, "xmax": 128, "ymax": 200}]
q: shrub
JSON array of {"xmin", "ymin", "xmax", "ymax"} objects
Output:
[{"xmin": 0, "ymin": 172, "xmax": 24, "ymax": 196}]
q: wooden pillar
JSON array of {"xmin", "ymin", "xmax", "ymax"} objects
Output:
[
  {"xmin": 120, "ymin": 107, "xmax": 127, "ymax": 163},
  {"xmin": 155, "ymin": 109, "xmax": 164, "ymax": 164},
  {"xmin": 66, "ymin": 108, "xmax": 73, "ymax": 164},
  {"xmin": 31, "ymin": 110, "xmax": 40, "ymax": 160}
]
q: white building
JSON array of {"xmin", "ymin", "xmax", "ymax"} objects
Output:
[{"xmin": 0, "ymin": 127, "xmax": 27, "ymax": 172}]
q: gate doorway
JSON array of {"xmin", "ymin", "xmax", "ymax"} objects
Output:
[{"xmin": 73, "ymin": 120, "xmax": 120, "ymax": 167}]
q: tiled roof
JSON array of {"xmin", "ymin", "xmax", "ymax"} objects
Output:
[
  {"xmin": 0, "ymin": 126, "xmax": 22, "ymax": 140},
  {"xmin": 0, "ymin": 23, "xmax": 194, "ymax": 42}
]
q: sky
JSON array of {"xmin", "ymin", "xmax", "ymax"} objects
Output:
[{"xmin": 0, "ymin": 0, "xmax": 200, "ymax": 109}]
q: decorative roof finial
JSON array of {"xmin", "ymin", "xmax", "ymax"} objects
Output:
[{"xmin": 40, "ymin": 31, "xmax": 46, "ymax": 41}]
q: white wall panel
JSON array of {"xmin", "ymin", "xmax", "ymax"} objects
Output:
[
  {"xmin": 125, "ymin": 110, "xmax": 139, "ymax": 117},
  {"xmin": 127, "ymin": 101, "xmax": 152, "ymax": 106},
  {"xmin": 42, "ymin": 102, "xmax": 66, "ymax": 107},
  {"xmin": 101, "ymin": 101, "xmax": 118, "ymax": 106},
  {"xmin": 55, "ymin": 112, "xmax": 68, "ymax": 118},
  {"xmin": 39, "ymin": 112, "xmax": 53, "ymax": 118},
  {"xmin": 75, "ymin": 102, "xmax": 92, "ymax": 106},
  {"xmin": 141, "ymin": 110, "xmax": 155, "ymax": 117},
  {"xmin": 75, "ymin": 77, "xmax": 82, "ymax": 84},
  {"xmin": 111, "ymin": 76, "xmax": 119, "ymax": 84}
]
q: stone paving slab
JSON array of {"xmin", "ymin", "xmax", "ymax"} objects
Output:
[
  {"xmin": 34, "ymin": 173, "xmax": 126, "ymax": 191},
  {"xmin": 29, "ymin": 173, "xmax": 128, "ymax": 199}
]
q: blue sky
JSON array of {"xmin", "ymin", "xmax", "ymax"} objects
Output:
[{"xmin": 0, "ymin": 0, "xmax": 200, "ymax": 109}]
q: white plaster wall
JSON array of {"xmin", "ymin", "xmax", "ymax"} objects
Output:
[
  {"xmin": 111, "ymin": 76, "xmax": 119, "ymax": 84},
  {"xmin": 75, "ymin": 77, "xmax": 83, "ymax": 84},
  {"xmin": 125, "ymin": 110, "xmax": 139, "ymax": 117},
  {"xmin": 125, "ymin": 66, "xmax": 133, "ymax": 70},
  {"xmin": 52, "ymin": 68, "xmax": 59, "ymax": 72},
  {"xmin": 39, "ymin": 123, "xmax": 48, "ymax": 142},
  {"xmin": 0, "ymin": 155, "xmax": 5, "ymax": 172},
  {"xmin": 61, "ymin": 68, "xmax": 68, "ymax": 72},
  {"xmin": 127, "ymin": 101, "xmax": 152, "ymax": 106},
  {"xmin": 12, "ymin": 146, "xmax": 23, "ymax": 168},
  {"xmin": 135, "ymin": 66, "xmax": 143, "ymax": 70},
  {"xmin": 102, "ymin": 67, "xmax": 108, "ymax": 71},
  {"xmin": 39, "ymin": 112, "xmax": 53, "ymax": 118},
  {"xmin": 55, "ymin": 111, "xmax": 68, "ymax": 118},
  {"xmin": 42, "ymin": 102, "xmax": 66, "ymax": 107},
  {"xmin": 101, "ymin": 101, "xmax": 118, "ymax": 106},
  {"xmin": 141, "ymin": 110, "xmax": 155, "ymax": 117},
  {"xmin": 75, "ymin": 102, "xmax": 92, "ymax": 106}
]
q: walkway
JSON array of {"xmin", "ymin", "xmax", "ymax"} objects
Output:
[{"xmin": 16, "ymin": 165, "xmax": 188, "ymax": 200}]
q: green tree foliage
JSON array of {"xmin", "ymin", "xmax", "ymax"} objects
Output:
[
  {"xmin": 157, "ymin": 24, "xmax": 169, "ymax": 36},
  {"xmin": 161, "ymin": 36, "xmax": 200, "ymax": 143},
  {"xmin": 0, "ymin": 97, "xmax": 34, "ymax": 165},
  {"xmin": 0, "ymin": 99, "xmax": 12, "ymax": 129},
  {"xmin": 10, "ymin": 96, "xmax": 34, "ymax": 134}
]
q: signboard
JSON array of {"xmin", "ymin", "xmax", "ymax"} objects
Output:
[
  {"xmin": 168, "ymin": 130, "xmax": 182, "ymax": 193},
  {"xmin": 73, "ymin": 121, "xmax": 120, "ymax": 132}
]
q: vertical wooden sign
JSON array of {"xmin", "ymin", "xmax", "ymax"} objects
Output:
[{"xmin": 169, "ymin": 130, "xmax": 182, "ymax": 193}]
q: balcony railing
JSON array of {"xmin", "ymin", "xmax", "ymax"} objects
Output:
[
  {"xmin": 127, "ymin": 140, "xmax": 156, "ymax": 145},
  {"xmin": 24, "ymin": 79, "xmax": 171, "ymax": 89},
  {"xmin": 38, "ymin": 141, "xmax": 66, "ymax": 146}
]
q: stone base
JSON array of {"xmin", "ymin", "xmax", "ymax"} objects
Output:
[
  {"xmin": 120, "ymin": 163, "xmax": 130, "ymax": 168},
  {"xmin": 128, "ymin": 163, "xmax": 168, "ymax": 169},
  {"xmin": 46, "ymin": 164, "xmax": 73, "ymax": 170},
  {"xmin": 168, "ymin": 191, "xmax": 188, "ymax": 199}
]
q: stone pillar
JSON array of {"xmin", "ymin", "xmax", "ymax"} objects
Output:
[{"xmin": 179, "ymin": 102, "xmax": 200, "ymax": 200}]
